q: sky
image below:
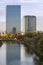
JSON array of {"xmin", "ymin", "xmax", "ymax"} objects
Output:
[{"xmin": 0, "ymin": 0, "xmax": 43, "ymax": 32}]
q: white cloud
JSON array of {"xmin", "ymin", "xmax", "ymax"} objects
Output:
[
  {"xmin": 0, "ymin": 0, "xmax": 20, "ymax": 5},
  {"xmin": 20, "ymin": 0, "xmax": 43, "ymax": 3},
  {"xmin": 0, "ymin": 7, "xmax": 6, "ymax": 22},
  {"xmin": 21, "ymin": 8, "xmax": 43, "ymax": 17},
  {"xmin": 37, "ymin": 16, "xmax": 43, "ymax": 31},
  {"xmin": 0, "ymin": 22, "xmax": 6, "ymax": 32},
  {"xmin": 27, "ymin": 9, "xmax": 43, "ymax": 16},
  {"xmin": 21, "ymin": 3, "xmax": 43, "ymax": 17}
]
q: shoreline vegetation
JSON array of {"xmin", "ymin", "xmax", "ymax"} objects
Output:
[{"xmin": 0, "ymin": 32, "xmax": 43, "ymax": 61}]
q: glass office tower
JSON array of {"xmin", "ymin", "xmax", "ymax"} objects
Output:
[{"xmin": 6, "ymin": 5, "xmax": 21, "ymax": 33}]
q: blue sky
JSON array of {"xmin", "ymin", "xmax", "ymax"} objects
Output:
[{"xmin": 0, "ymin": 0, "xmax": 43, "ymax": 32}]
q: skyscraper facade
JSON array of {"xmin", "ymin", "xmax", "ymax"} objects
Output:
[
  {"xmin": 6, "ymin": 5, "xmax": 21, "ymax": 33},
  {"xmin": 21, "ymin": 15, "xmax": 36, "ymax": 33}
]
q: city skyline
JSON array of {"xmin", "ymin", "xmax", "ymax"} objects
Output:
[{"xmin": 0, "ymin": 0, "xmax": 43, "ymax": 32}]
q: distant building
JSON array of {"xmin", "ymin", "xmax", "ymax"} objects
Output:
[
  {"xmin": 12, "ymin": 27, "xmax": 16, "ymax": 34},
  {"xmin": 21, "ymin": 15, "xmax": 36, "ymax": 34}
]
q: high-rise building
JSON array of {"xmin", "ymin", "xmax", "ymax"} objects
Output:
[
  {"xmin": 12, "ymin": 27, "xmax": 16, "ymax": 34},
  {"xmin": 21, "ymin": 15, "xmax": 36, "ymax": 34},
  {"xmin": 6, "ymin": 5, "xmax": 21, "ymax": 33}
]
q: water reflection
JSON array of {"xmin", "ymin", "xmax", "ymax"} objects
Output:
[
  {"xmin": 0, "ymin": 43, "xmax": 43, "ymax": 65},
  {"xmin": 8, "ymin": 44, "xmax": 43, "ymax": 65},
  {"xmin": 6, "ymin": 43, "xmax": 20, "ymax": 65},
  {"xmin": 20, "ymin": 45, "xmax": 35, "ymax": 65},
  {"xmin": 0, "ymin": 43, "xmax": 6, "ymax": 65},
  {"xmin": 21, "ymin": 45, "xmax": 43, "ymax": 65},
  {"xmin": 20, "ymin": 54, "xmax": 35, "ymax": 65}
]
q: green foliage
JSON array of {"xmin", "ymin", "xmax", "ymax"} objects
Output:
[
  {"xmin": 25, "ymin": 32, "xmax": 35, "ymax": 38},
  {"xmin": 24, "ymin": 32, "xmax": 43, "ymax": 56},
  {"xmin": 38, "ymin": 38, "xmax": 43, "ymax": 53},
  {"xmin": 39, "ymin": 38, "xmax": 43, "ymax": 44}
]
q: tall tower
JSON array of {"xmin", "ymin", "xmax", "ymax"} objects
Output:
[
  {"xmin": 6, "ymin": 5, "xmax": 21, "ymax": 33},
  {"xmin": 21, "ymin": 15, "xmax": 36, "ymax": 34}
]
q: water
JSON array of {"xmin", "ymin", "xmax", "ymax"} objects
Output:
[
  {"xmin": 0, "ymin": 43, "xmax": 43, "ymax": 65},
  {"xmin": 6, "ymin": 43, "xmax": 20, "ymax": 64},
  {"xmin": 0, "ymin": 43, "xmax": 6, "ymax": 65},
  {"xmin": 6, "ymin": 44, "xmax": 43, "ymax": 65}
]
